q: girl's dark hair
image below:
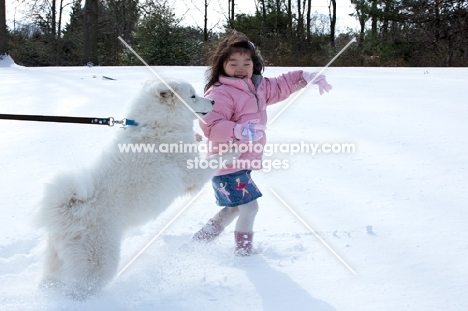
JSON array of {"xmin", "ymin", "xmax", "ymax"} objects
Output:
[{"xmin": 205, "ymin": 31, "xmax": 265, "ymax": 92}]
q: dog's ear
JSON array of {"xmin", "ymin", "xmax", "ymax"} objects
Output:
[
  {"xmin": 155, "ymin": 85, "xmax": 173, "ymax": 104},
  {"xmin": 144, "ymin": 79, "xmax": 168, "ymax": 99},
  {"xmin": 158, "ymin": 89, "xmax": 176, "ymax": 104},
  {"xmin": 156, "ymin": 81, "xmax": 179, "ymax": 101}
]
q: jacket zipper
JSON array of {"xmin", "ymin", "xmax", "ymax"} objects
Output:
[{"xmin": 244, "ymin": 79, "xmax": 260, "ymax": 112}]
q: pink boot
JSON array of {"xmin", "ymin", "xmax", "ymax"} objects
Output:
[
  {"xmin": 234, "ymin": 231, "xmax": 254, "ymax": 256},
  {"xmin": 192, "ymin": 219, "xmax": 224, "ymax": 242}
]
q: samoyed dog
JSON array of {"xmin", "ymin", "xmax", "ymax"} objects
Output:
[{"xmin": 35, "ymin": 79, "xmax": 233, "ymax": 300}]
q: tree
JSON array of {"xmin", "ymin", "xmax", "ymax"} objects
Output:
[
  {"xmin": 228, "ymin": 0, "xmax": 235, "ymax": 28},
  {"xmin": 381, "ymin": 0, "xmax": 399, "ymax": 42},
  {"xmin": 296, "ymin": 0, "xmax": 304, "ymax": 40},
  {"xmin": 348, "ymin": 0, "xmax": 468, "ymax": 66},
  {"xmin": 60, "ymin": 0, "xmax": 138, "ymax": 65},
  {"xmin": 231, "ymin": 1, "xmax": 329, "ymax": 66},
  {"xmin": 287, "ymin": 0, "xmax": 292, "ymax": 39},
  {"xmin": 0, "ymin": 0, "xmax": 7, "ymax": 56},
  {"xmin": 259, "ymin": 0, "xmax": 267, "ymax": 26},
  {"xmin": 328, "ymin": 0, "xmax": 336, "ymax": 47},
  {"xmin": 12, "ymin": 0, "xmax": 72, "ymax": 64},
  {"xmin": 27, "ymin": 0, "xmax": 72, "ymax": 40},
  {"xmin": 204, "ymin": 0, "xmax": 208, "ymax": 41},
  {"xmin": 369, "ymin": 0, "xmax": 378, "ymax": 39},
  {"xmin": 128, "ymin": 0, "xmax": 204, "ymax": 65},
  {"xmin": 98, "ymin": 0, "xmax": 139, "ymax": 64},
  {"xmin": 351, "ymin": 0, "xmax": 371, "ymax": 47},
  {"xmin": 82, "ymin": 0, "xmax": 97, "ymax": 64},
  {"xmin": 306, "ymin": 0, "xmax": 311, "ymax": 41},
  {"xmin": 60, "ymin": 0, "xmax": 84, "ymax": 65},
  {"xmin": 400, "ymin": 0, "xmax": 468, "ymax": 66}
]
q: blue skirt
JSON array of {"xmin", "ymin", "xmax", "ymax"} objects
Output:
[{"xmin": 212, "ymin": 170, "xmax": 262, "ymax": 207}]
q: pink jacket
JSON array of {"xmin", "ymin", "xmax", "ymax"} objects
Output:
[{"xmin": 201, "ymin": 70, "xmax": 307, "ymax": 176}]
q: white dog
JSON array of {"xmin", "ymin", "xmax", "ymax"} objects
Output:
[{"xmin": 35, "ymin": 80, "xmax": 232, "ymax": 300}]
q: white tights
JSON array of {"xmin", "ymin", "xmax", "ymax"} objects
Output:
[{"xmin": 212, "ymin": 200, "xmax": 259, "ymax": 232}]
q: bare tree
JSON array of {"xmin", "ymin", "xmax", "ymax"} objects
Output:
[
  {"xmin": 228, "ymin": 0, "xmax": 234, "ymax": 28},
  {"xmin": 328, "ymin": 0, "xmax": 336, "ymax": 47},
  {"xmin": 51, "ymin": 0, "xmax": 56, "ymax": 37},
  {"xmin": 287, "ymin": 0, "xmax": 292, "ymax": 39},
  {"xmin": 0, "ymin": 0, "xmax": 7, "ymax": 56},
  {"xmin": 297, "ymin": 0, "xmax": 304, "ymax": 39},
  {"xmin": 369, "ymin": 0, "xmax": 378, "ymax": 40},
  {"xmin": 204, "ymin": 0, "xmax": 208, "ymax": 41},
  {"xmin": 20, "ymin": 0, "xmax": 71, "ymax": 40},
  {"xmin": 306, "ymin": 0, "xmax": 311, "ymax": 41},
  {"xmin": 57, "ymin": 0, "xmax": 68, "ymax": 38}
]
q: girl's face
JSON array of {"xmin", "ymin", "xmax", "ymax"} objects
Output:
[{"xmin": 223, "ymin": 52, "xmax": 253, "ymax": 79}]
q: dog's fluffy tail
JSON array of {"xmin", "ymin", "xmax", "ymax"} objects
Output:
[{"xmin": 35, "ymin": 171, "xmax": 96, "ymax": 232}]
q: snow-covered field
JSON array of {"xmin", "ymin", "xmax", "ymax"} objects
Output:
[{"xmin": 1, "ymin": 56, "xmax": 467, "ymax": 310}]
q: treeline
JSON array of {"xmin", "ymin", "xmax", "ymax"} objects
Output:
[{"xmin": 1, "ymin": 0, "xmax": 467, "ymax": 67}]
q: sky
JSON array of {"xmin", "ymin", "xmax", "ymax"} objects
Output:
[{"xmin": 5, "ymin": 0, "xmax": 360, "ymax": 33}]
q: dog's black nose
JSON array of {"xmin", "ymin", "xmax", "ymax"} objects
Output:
[{"xmin": 211, "ymin": 100, "xmax": 215, "ymax": 106}]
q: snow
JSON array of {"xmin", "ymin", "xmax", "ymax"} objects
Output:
[
  {"xmin": 0, "ymin": 55, "xmax": 16, "ymax": 68},
  {"xmin": 1, "ymin": 58, "xmax": 467, "ymax": 310}
]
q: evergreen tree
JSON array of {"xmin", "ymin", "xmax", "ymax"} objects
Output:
[{"xmin": 126, "ymin": 0, "xmax": 203, "ymax": 66}]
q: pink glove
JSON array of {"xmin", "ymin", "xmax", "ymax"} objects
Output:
[
  {"xmin": 234, "ymin": 119, "xmax": 266, "ymax": 142},
  {"xmin": 302, "ymin": 71, "xmax": 332, "ymax": 95}
]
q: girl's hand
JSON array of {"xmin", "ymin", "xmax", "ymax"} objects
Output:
[
  {"xmin": 302, "ymin": 71, "xmax": 332, "ymax": 95},
  {"xmin": 234, "ymin": 119, "xmax": 266, "ymax": 142}
]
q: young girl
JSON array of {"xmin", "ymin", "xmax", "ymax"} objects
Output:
[{"xmin": 192, "ymin": 31, "xmax": 331, "ymax": 256}]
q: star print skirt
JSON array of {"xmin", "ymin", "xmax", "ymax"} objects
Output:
[{"xmin": 212, "ymin": 170, "xmax": 263, "ymax": 207}]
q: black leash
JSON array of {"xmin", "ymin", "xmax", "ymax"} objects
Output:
[{"xmin": 0, "ymin": 113, "xmax": 138, "ymax": 127}]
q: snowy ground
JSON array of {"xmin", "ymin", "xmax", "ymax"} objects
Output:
[{"xmin": 1, "ymin": 57, "xmax": 467, "ymax": 310}]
